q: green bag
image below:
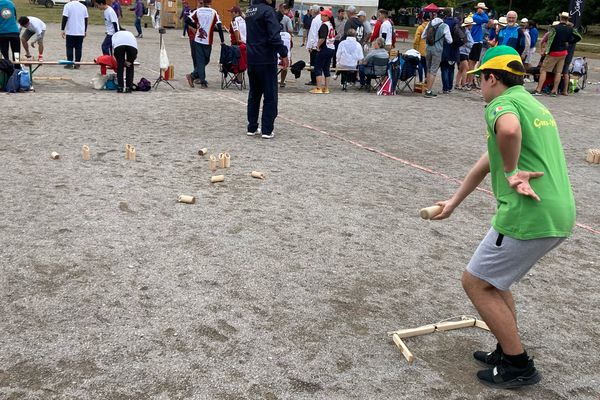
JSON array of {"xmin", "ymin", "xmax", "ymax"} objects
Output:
[{"xmin": 0, "ymin": 71, "xmax": 8, "ymax": 91}]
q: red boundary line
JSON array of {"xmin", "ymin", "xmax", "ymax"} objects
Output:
[{"xmin": 214, "ymin": 92, "xmax": 599, "ymax": 235}]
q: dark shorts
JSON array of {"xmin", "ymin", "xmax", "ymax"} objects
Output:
[
  {"xmin": 459, "ymin": 53, "xmax": 469, "ymax": 62},
  {"xmin": 469, "ymin": 42, "xmax": 483, "ymax": 62}
]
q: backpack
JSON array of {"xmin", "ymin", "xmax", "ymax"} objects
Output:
[
  {"xmin": 452, "ymin": 24, "xmax": 467, "ymax": 47},
  {"xmin": 19, "ymin": 70, "xmax": 31, "ymax": 91},
  {"xmin": 426, "ymin": 22, "xmax": 442, "ymax": 46},
  {"xmin": 136, "ymin": 77, "xmax": 152, "ymax": 91},
  {"xmin": 5, "ymin": 70, "xmax": 21, "ymax": 93}
]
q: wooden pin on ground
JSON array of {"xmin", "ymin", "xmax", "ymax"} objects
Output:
[
  {"xmin": 219, "ymin": 153, "xmax": 226, "ymax": 169},
  {"xmin": 389, "ymin": 316, "xmax": 490, "ymax": 364},
  {"xmin": 177, "ymin": 195, "xmax": 196, "ymax": 204},
  {"xmin": 224, "ymin": 153, "xmax": 231, "ymax": 168},
  {"xmin": 198, "ymin": 148, "xmax": 208, "ymax": 156},
  {"xmin": 51, "ymin": 151, "xmax": 60, "ymax": 160},
  {"xmin": 209, "ymin": 155, "xmax": 217, "ymax": 171},
  {"xmin": 419, "ymin": 205, "xmax": 442, "ymax": 219},
  {"xmin": 211, "ymin": 175, "xmax": 225, "ymax": 183},
  {"xmin": 125, "ymin": 144, "xmax": 132, "ymax": 160},
  {"xmin": 586, "ymin": 148, "xmax": 600, "ymax": 164},
  {"xmin": 128, "ymin": 146, "xmax": 136, "ymax": 161},
  {"xmin": 82, "ymin": 145, "xmax": 90, "ymax": 160},
  {"xmin": 251, "ymin": 171, "xmax": 265, "ymax": 180}
]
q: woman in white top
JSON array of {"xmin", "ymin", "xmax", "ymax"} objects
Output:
[
  {"xmin": 335, "ymin": 28, "xmax": 363, "ymax": 88},
  {"xmin": 111, "ymin": 29, "xmax": 138, "ymax": 92}
]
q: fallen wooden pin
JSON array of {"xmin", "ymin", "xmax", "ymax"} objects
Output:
[
  {"xmin": 389, "ymin": 316, "xmax": 490, "ymax": 364},
  {"xmin": 585, "ymin": 148, "xmax": 600, "ymax": 164}
]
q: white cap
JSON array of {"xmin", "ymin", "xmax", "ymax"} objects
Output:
[
  {"xmin": 310, "ymin": 4, "xmax": 320, "ymax": 11},
  {"xmin": 357, "ymin": 10, "xmax": 366, "ymax": 17},
  {"xmin": 520, "ymin": 17, "xmax": 528, "ymax": 23}
]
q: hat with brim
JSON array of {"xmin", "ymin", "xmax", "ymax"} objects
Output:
[
  {"xmin": 475, "ymin": 2, "xmax": 488, "ymax": 10},
  {"xmin": 560, "ymin": 11, "xmax": 570, "ymax": 18},
  {"xmin": 520, "ymin": 17, "xmax": 528, "ymax": 24},
  {"xmin": 498, "ymin": 16, "xmax": 507, "ymax": 26},
  {"xmin": 467, "ymin": 45, "xmax": 525, "ymax": 76},
  {"xmin": 357, "ymin": 10, "xmax": 366, "ymax": 17},
  {"xmin": 321, "ymin": 9, "xmax": 332, "ymax": 18},
  {"xmin": 462, "ymin": 17, "xmax": 473, "ymax": 27}
]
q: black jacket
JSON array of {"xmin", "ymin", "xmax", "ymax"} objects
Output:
[{"xmin": 246, "ymin": 0, "xmax": 287, "ymax": 65}]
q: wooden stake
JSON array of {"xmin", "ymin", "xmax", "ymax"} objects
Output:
[
  {"xmin": 393, "ymin": 325, "xmax": 436, "ymax": 339},
  {"xmin": 392, "ymin": 334, "xmax": 414, "ymax": 364}
]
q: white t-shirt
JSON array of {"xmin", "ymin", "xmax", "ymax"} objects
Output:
[
  {"xmin": 380, "ymin": 19, "xmax": 393, "ymax": 45},
  {"xmin": 62, "ymin": 0, "xmax": 89, "ymax": 36},
  {"xmin": 104, "ymin": 7, "xmax": 120, "ymax": 35},
  {"xmin": 112, "ymin": 30, "xmax": 138, "ymax": 49},
  {"xmin": 26, "ymin": 16, "xmax": 46, "ymax": 34},
  {"xmin": 232, "ymin": 15, "xmax": 246, "ymax": 43},
  {"xmin": 306, "ymin": 14, "xmax": 322, "ymax": 49},
  {"xmin": 193, "ymin": 7, "xmax": 221, "ymax": 45},
  {"xmin": 278, "ymin": 31, "xmax": 291, "ymax": 63}
]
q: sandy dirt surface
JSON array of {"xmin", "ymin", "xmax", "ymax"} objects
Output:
[{"xmin": 1, "ymin": 23, "xmax": 600, "ymax": 399}]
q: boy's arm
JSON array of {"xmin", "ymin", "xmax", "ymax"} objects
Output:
[
  {"xmin": 495, "ymin": 113, "xmax": 544, "ymax": 201},
  {"xmin": 433, "ymin": 152, "xmax": 490, "ymax": 220}
]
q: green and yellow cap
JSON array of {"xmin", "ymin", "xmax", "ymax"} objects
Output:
[{"xmin": 467, "ymin": 45, "xmax": 525, "ymax": 76}]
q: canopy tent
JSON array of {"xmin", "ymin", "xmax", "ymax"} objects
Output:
[{"xmin": 423, "ymin": 3, "xmax": 441, "ymax": 12}]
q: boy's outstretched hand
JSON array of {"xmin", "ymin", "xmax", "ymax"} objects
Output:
[
  {"xmin": 507, "ymin": 170, "xmax": 544, "ymax": 201},
  {"xmin": 432, "ymin": 200, "xmax": 457, "ymax": 220}
]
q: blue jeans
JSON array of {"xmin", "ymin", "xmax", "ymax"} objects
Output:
[
  {"xmin": 101, "ymin": 34, "xmax": 113, "ymax": 56},
  {"xmin": 247, "ymin": 64, "xmax": 278, "ymax": 135},
  {"xmin": 418, "ymin": 57, "xmax": 427, "ymax": 83},
  {"xmin": 440, "ymin": 60, "xmax": 455, "ymax": 92},
  {"xmin": 191, "ymin": 42, "xmax": 211, "ymax": 84},
  {"xmin": 135, "ymin": 17, "xmax": 142, "ymax": 35}
]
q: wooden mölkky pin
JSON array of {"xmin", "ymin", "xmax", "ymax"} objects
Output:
[
  {"xmin": 419, "ymin": 205, "xmax": 442, "ymax": 219},
  {"xmin": 219, "ymin": 153, "xmax": 226, "ymax": 169},
  {"xmin": 209, "ymin": 155, "xmax": 217, "ymax": 171},
  {"xmin": 210, "ymin": 175, "xmax": 225, "ymax": 183},
  {"xmin": 51, "ymin": 152, "xmax": 60, "ymax": 160},
  {"xmin": 82, "ymin": 145, "xmax": 90, "ymax": 161},
  {"xmin": 178, "ymin": 195, "xmax": 196, "ymax": 204},
  {"xmin": 224, "ymin": 153, "xmax": 231, "ymax": 168},
  {"xmin": 251, "ymin": 171, "xmax": 265, "ymax": 180},
  {"xmin": 198, "ymin": 148, "xmax": 208, "ymax": 156}
]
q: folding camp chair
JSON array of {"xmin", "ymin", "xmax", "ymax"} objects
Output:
[
  {"xmin": 396, "ymin": 53, "xmax": 419, "ymax": 94},
  {"xmin": 362, "ymin": 57, "xmax": 389, "ymax": 92},
  {"xmin": 219, "ymin": 44, "xmax": 247, "ymax": 90}
]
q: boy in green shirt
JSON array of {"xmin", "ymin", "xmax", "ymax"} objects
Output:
[{"xmin": 433, "ymin": 45, "xmax": 575, "ymax": 388}]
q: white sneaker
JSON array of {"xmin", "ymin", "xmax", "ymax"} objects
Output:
[
  {"xmin": 261, "ymin": 132, "xmax": 275, "ymax": 139},
  {"xmin": 247, "ymin": 128, "xmax": 261, "ymax": 136}
]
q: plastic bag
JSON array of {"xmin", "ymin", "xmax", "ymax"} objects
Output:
[
  {"xmin": 159, "ymin": 42, "xmax": 170, "ymax": 69},
  {"xmin": 91, "ymin": 73, "xmax": 107, "ymax": 90}
]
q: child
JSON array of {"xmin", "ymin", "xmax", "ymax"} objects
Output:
[{"xmin": 433, "ymin": 45, "xmax": 575, "ymax": 388}]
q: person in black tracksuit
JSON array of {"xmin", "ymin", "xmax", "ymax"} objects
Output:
[{"xmin": 245, "ymin": 0, "xmax": 288, "ymax": 139}]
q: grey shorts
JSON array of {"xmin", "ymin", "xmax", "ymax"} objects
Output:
[
  {"xmin": 466, "ymin": 227, "xmax": 565, "ymax": 291},
  {"xmin": 21, "ymin": 29, "xmax": 44, "ymax": 44},
  {"xmin": 426, "ymin": 51, "xmax": 442, "ymax": 75}
]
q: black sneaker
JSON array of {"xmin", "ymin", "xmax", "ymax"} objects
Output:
[
  {"xmin": 473, "ymin": 347, "xmax": 503, "ymax": 367},
  {"xmin": 477, "ymin": 358, "xmax": 541, "ymax": 389}
]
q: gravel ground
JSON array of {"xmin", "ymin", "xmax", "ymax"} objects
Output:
[{"xmin": 1, "ymin": 24, "xmax": 599, "ymax": 400}]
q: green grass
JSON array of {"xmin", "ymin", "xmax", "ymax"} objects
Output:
[{"xmin": 14, "ymin": 0, "xmax": 150, "ymax": 26}]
